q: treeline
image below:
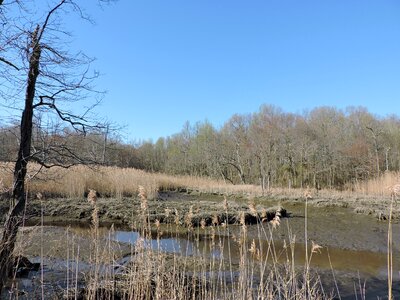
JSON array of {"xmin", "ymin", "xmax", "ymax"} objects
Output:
[
  {"xmin": 135, "ymin": 105, "xmax": 400, "ymax": 190},
  {"xmin": 1, "ymin": 105, "xmax": 400, "ymax": 190},
  {"xmin": 0, "ymin": 123, "xmax": 142, "ymax": 169}
]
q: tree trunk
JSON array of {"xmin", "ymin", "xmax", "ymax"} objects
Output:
[
  {"xmin": 385, "ymin": 147, "xmax": 390, "ymax": 172},
  {"xmin": 102, "ymin": 124, "xmax": 109, "ymax": 165},
  {"xmin": 0, "ymin": 27, "xmax": 40, "ymax": 291}
]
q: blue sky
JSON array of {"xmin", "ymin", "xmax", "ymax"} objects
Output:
[{"xmin": 7, "ymin": 1, "xmax": 400, "ymax": 141}]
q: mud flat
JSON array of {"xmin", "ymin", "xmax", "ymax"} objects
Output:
[
  {"xmin": 0, "ymin": 191, "xmax": 285, "ymax": 228},
  {"xmin": 0, "ymin": 191, "xmax": 397, "ymax": 254}
]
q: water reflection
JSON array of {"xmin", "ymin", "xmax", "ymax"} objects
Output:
[
  {"xmin": 113, "ymin": 231, "xmax": 195, "ymax": 255},
  {"xmin": 110, "ymin": 227, "xmax": 397, "ymax": 277}
]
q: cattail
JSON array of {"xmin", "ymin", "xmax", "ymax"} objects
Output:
[
  {"xmin": 87, "ymin": 189, "xmax": 97, "ymax": 205},
  {"xmin": 138, "ymin": 185, "xmax": 147, "ymax": 200},
  {"xmin": 249, "ymin": 239, "xmax": 257, "ymax": 254},
  {"xmin": 185, "ymin": 206, "xmax": 194, "ymax": 229},
  {"xmin": 248, "ymin": 200, "xmax": 257, "ymax": 217},
  {"xmin": 239, "ymin": 211, "xmax": 246, "ymax": 226},
  {"xmin": 210, "ymin": 226, "xmax": 216, "ymax": 246},
  {"xmin": 270, "ymin": 210, "xmax": 281, "ymax": 229},
  {"xmin": 200, "ymin": 219, "xmax": 206, "ymax": 229},
  {"xmin": 304, "ymin": 185, "xmax": 313, "ymax": 200},
  {"xmin": 91, "ymin": 206, "xmax": 99, "ymax": 229},
  {"xmin": 311, "ymin": 241, "xmax": 323, "ymax": 254},
  {"xmin": 231, "ymin": 233, "xmax": 238, "ymax": 243},
  {"xmin": 223, "ymin": 196, "xmax": 228, "ymax": 211},
  {"xmin": 270, "ymin": 217, "xmax": 280, "ymax": 229},
  {"xmin": 135, "ymin": 237, "xmax": 145, "ymax": 253},
  {"xmin": 249, "ymin": 239, "xmax": 261, "ymax": 260},
  {"xmin": 155, "ymin": 219, "xmax": 160, "ymax": 230},
  {"xmin": 261, "ymin": 208, "xmax": 267, "ymax": 219},
  {"xmin": 174, "ymin": 208, "xmax": 180, "ymax": 225},
  {"xmin": 212, "ymin": 214, "xmax": 219, "ymax": 226},
  {"xmin": 87, "ymin": 189, "xmax": 99, "ymax": 231},
  {"xmin": 138, "ymin": 186, "xmax": 148, "ymax": 212}
]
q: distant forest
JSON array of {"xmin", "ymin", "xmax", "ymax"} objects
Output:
[{"xmin": 1, "ymin": 105, "xmax": 400, "ymax": 190}]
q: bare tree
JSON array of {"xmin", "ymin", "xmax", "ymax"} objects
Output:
[
  {"xmin": 366, "ymin": 125, "xmax": 383, "ymax": 177},
  {"xmin": 0, "ymin": 0, "xmax": 109, "ymax": 290}
]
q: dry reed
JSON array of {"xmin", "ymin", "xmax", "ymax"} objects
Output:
[
  {"xmin": 0, "ymin": 162, "xmax": 385, "ymax": 202},
  {"xmin": 354, "ymin": 171, "xmax": 400, "ymax": 196}
]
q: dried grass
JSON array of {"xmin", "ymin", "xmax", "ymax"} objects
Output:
[
  {"xmin": 1, "ymin": 162, "xmax": 398, "ymax": 210},
  {"xmin": 0, "ymin": 162, "xmax": 370, "ymax": 201},
  {"xmin": 354, "ymin": 171, "xmax": 400, "ymax": 196}
]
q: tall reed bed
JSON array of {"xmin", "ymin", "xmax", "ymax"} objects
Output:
[
  {"xmin": 354, "ymin": 171, "xmax": 400, "ymax": 196},
  {"xmin": 0, "ymin": 162, "xmax": 379, "ymax": 201}
]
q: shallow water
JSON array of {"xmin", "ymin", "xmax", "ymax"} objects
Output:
[
  {"xmin": 5, "ymin": 224, "xmax": 399, "ymax": 299},
  {"xmin": 87, "ymin": 225, "xmax": 400, "ymax": 299},
  {"xmin": 110, "ymin": 227, "xmax": 396, "ymax": 277},
  {"xmin": 6, "ymin": 199, "xmax": 400, "ymax": 299}
]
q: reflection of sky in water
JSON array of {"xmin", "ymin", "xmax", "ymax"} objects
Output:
[
  {"xmin": 111, "ymin": 229, "xmax": 392, "ymax": 276},
  {"xmin": 113, "ymin": 231, "xmax": 195, "ymax": 255}
]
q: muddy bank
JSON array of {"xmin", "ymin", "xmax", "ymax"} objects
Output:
[
  {"xmin": 0, "ymin": 191, "xmax": 285, "ymax": 228},
  {"xmin": 260, "ymin": 191, "xmax": 400, "ymax": 220},
  {"xmin": 0, "ymin": 191, "xmax": 398, "ymax": 256},
  {"xmin": 247, "ymin": 198, "xmax": 400, "ymax": 254}
]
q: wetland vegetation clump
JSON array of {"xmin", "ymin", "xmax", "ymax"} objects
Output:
[{"xmin": 62, "ymin": 188, "xmax": 334, "ymax": 300}]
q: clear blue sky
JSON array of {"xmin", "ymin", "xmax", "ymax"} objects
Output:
[{"xmin": 28, "ymin": 1, "xmax": 400, "ymax": 141}]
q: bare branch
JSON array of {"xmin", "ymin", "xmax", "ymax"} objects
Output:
[
  {"xmin": 37, "ymin": 0, "xmax": 67, "ymax": 43},
  {"xmin": 0, "ymin": 56, "xmax": 19, "ymax": 70}
]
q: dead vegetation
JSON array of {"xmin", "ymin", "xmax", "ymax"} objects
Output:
[
  {"xmin": 1, "ymin": 162, "xmax": 400, "ymax": 201},
  {"xmin": 5, "ymin": 187, "xmax": 335, "ymax": 299}
]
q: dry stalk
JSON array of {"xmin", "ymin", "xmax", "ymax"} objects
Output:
[
  {"xmin": 86, "ymin": 189, "xmax": 100, "ymax": 299},
  {"xmin": 185, "ymin": 206, "xmax": 194, "ymax": 230},
  {"xmin": 388, "ymin": 192, "xmax": 394, "ymax": 300}
]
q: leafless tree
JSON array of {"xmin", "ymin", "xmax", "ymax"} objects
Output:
[{"xmin": 0, "ymin": 0, "xmax": 110, "ymax": 290}]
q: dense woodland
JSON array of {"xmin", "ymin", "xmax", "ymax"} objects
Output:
[{"xmin": 1, "ymin": 105, "xmax": 400, "ymax": 190}]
